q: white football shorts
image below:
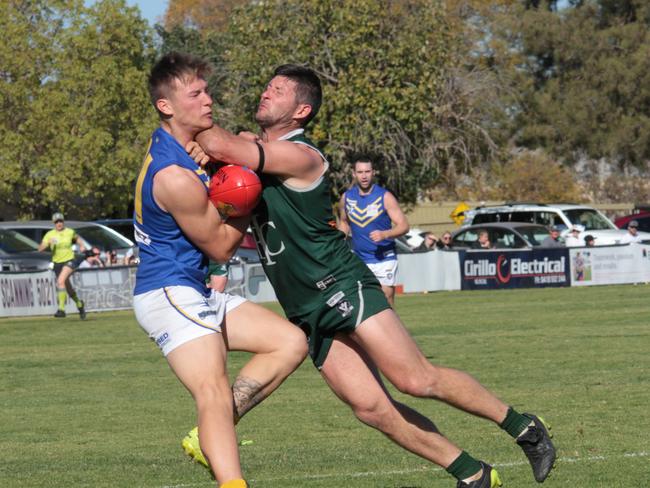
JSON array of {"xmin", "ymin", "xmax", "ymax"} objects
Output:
[
  {"xmin": 133, "ymin": 285, "xmax": 246, "ymax": 356},
  {"xmin": 366, "ymin": 259, "xmax": 398, "ymax": 286}
]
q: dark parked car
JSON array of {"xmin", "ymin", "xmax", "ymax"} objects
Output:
[
  {"xmin": 451, "ymin": 223, "xmax": 551, "ymax": 250},
  {"xmin": 0, "ymin": 229, "xmax": 52, "ymax": 271},
  {"xmin": 0, "ymin": 221, "xmax": 136, "ymax": 262},
  {"xmin": 614, "ymin": 211, "xmax": 650, "ymax": 233}
]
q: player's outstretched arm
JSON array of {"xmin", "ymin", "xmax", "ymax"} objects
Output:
[
  {"xmin": 195, "ymin": 126, "xmax": 322, "ymax": 179},
  {"xmin": 153, "ymin": 165, "xmax": 249, "ymax": 263}
]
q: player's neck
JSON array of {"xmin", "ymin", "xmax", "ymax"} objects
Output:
[
  {"xmin": 357, "ymin": 184, "xmax": 374, "ymax": 195},
  {"xmin": 260, "ymin": 123, "xmax": 302, "ymax": 142},
  {"xmin": 160, "ymin": 121, "xmax": 198, "ymax": 149}
]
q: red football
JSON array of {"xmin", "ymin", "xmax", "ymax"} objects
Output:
[{"xmin": 209, "ymin": 165, "xmax": 262, "ymax": 217}]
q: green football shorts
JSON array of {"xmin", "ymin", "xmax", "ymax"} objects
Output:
[{"xmin": 290, "ymin": 279, "xmax": 390, "ymax": 368}]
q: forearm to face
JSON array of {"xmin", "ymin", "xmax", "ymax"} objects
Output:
[{"xmin": 196, "ymin": 126, "xmax": 259, "ymax": 170}]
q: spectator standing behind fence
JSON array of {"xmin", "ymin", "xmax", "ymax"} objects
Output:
[
  {"xmin": 338, "ymin": 158, "xmax": 409, "ymax": 307},
  {"xmin": 38, "ymin": 212, "xmax": 86, "ymax": 320},
  {"xmin": 437, "ymin": 231, "xmax": 453, "ymax": 250},
  {"xmin": 620, "ymin": 220, "xmax": 642, "ymax": 244},
  {"xmin": 541, "ymin": 226, "xmax": 564, "ymax": 248},
  {"xmin": 79, "ymin": 247, "xmax": 105, "ymax": 269},
  {"xmin": 415, "ymin": 231, "xmax": 438, "ymax": 252}
]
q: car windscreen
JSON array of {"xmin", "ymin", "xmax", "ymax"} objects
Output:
[
  {"xmin": 563, "ymin": 209, "xmax": 616, "ymax": 230},
  {"xmin": 0, "ymin": 229, "xmax": 40, "ymax": 253},
  {"xmin": 75, "ymin": 226, "xmax": 132, "ymax": 250},
  {"xmin": 515, "ymin": 226, "xmax": 550, "ymax": 246}
]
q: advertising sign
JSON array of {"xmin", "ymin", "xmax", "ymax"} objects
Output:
[
  {"xmin": 460, "ymin": 248, "xmax": 570, "ymax": 290},
  {"xmin": 569, "ymin": 244, "xmax": 650, "ymax": 286}
]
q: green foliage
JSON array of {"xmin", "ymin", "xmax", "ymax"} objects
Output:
[
  {"xmin": 216, "ymin": 0, "xmax": 467, "ymax": 203},
  {"xmin": 496, "ymin": 0, "xmax": 650, "ymax": 167},
  {"xmin": 0, "ymin": 0, "xmax": 157, "ymax": 219}
]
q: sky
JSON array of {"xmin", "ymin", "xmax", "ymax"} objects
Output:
[
  {"xmin": 128, "ymin": 0, "xmax": 168, "ymax": 26},
  {"xmin": 85, "ymin": 1, "xmax": 169, "ymax": 26}
]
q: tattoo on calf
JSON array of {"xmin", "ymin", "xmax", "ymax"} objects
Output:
[{"xmin": 232, "ymin": 376, "xmax": 265, "ymax": 419}]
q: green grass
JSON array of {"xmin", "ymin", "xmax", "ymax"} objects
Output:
[{"xmin": 1, "ymin": 285, "xmax": 649, "ymax": 487}]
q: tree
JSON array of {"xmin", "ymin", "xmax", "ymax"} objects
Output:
[
  {"xmin": 488, "ymin": 150, "xmax": 580, "ymax": 202},
  {"xmin": 163, "ymin": 0, "xmax": 247, "ymax": 32},
  {"xmin": 0, "ymin": 0, "xmax": 157, "ymax": 219},
  {"xmin": 494, "ymin": 1, "xmax": 650, "ymax": 169},
  {"xmin": 210, "ymin": 0, "xmax": 500, "ymax": 204}
]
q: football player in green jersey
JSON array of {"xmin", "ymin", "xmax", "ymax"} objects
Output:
[{"xmin": 186, "ymin": 65, "xmax": 556, "ymax": 487}]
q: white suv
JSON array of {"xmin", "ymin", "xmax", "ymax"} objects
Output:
[{"xmin": 462, "ymin": 203, "xmax": 650, "ymax": 245}]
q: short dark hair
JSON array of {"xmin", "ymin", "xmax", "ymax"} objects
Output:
[
  {"xmin": 273, "ymin": 64, "xmax": 322, "ymax": 126},
  {"xmin": 353, "ymin": 157, "xmax": 374, "ymax": 170},
  {"xmin": 148, "ymin": 52, "xmax": 211, "ymax": 115}
]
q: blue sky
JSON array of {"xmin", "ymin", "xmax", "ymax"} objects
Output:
[{"xmin": 85, "ymin": 1, "xmax": 169, "ymax": 26}]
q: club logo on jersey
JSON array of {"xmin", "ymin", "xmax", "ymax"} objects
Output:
[
  {"xmin": 336, "ymin": 300, "xmax": 354, "ymax": 318},
  {"xmin": 345, "ymin": 196, "xmax": 384, "ymax": 228},
  {"xmin": 250, "ymin": 217, "xmax": 285, "ymax": 265}
]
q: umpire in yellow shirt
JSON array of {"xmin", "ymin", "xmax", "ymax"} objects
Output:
[{"xmin": 38, "ymin": 212, "xmax": 86, "ymax": 319}]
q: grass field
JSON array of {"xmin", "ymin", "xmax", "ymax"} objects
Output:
[{"xmin": 1, "ymin": 285, "xmax": 649, "ymax": 487}]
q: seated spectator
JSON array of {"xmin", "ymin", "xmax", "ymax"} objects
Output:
[
  {"xmin": 541, "ymin": 226, "xmax": 564, "ymax": 247},
  {"xmin": 584, "ymin": 234, "xmax": 596, "ymax": 247},
  {"xmin": 79, "ymin": 247, "xmax": 104, "ymax": 269},
  {"xmin": 415, "ymin": 232, "xmax": 437, "ymax": 252},
  {"xmin": 436, "ymin": 231, "xmax": 453, "ymax": 250},
  {"xmin": 472, "ymin": 230, "xmax": 493, "ymax": 249}
]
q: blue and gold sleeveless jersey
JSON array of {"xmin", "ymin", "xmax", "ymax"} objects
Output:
[
  {"xmin": 343, "ymin": 184, "xmax": 396, "ymax": 264},
  {"xmin": 133, "ymin": 127, "xmax": 210, "ymax": 296}
]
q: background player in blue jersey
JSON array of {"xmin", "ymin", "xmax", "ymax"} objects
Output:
[
  {"xmin": 132, "ymin": 53, "xmax": 307, "ymax": 488},
  {"xmin": 338, "ymin": 158, "xmax": 409, "ymax": 307}
]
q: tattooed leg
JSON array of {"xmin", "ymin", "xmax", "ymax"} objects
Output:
[{"xmin": 232, "ymin": 376, "xmax": 265, "ymax": 422}]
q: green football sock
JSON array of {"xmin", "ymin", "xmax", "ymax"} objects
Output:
[
  {"xmin": 446, "ymin": 451, "xmax": 482, "ymax": 481},
  {"xmin": 68, "ymin": 291, "xmax": 82, "ymax": 308},
  {"xmin": 500, "ymin": 406, "xmax": 531, "ymax": 438},
  {"xmin": 57, "ymin": 288, "xmax": 66, "ymax": 311}
]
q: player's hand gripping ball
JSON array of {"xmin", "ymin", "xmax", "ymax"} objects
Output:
[{"xmin": 209, "ymin": 165, "xmax": 262, "ymax": 217}]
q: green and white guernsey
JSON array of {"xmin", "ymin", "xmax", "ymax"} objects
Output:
[{"xmin": 250, "ymin": 129, "xmax": 378, "ymax": 319}]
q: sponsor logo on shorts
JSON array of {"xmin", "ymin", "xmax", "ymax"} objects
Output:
[
  {"xmin": 336, "ymin": 300, "xmax": 354, "ymax": 318},
  {"xmin": 386, "ymin": 272, "xmax": 393, "ymax": 279},
  {"xmin": 197, "ymin": 309, "xmax": 218, "ymax": 319},
  {"xmin": 326, "ymin": 290, "xmax": 345, "ymax": 307},
  {"xmin": 156, "ymin": 332, "xmax": 170, "ymax": 347},
  {"xmin": 316, "ymin": 274, "xmax": 337, "ymax": 290}
]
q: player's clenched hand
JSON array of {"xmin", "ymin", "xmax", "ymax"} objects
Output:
[
  {"xmin": 185, "ymin": 141, "xmax": 211, "ymax": 166},
  {"xmin": 369, "ymin": 230, "xmax": 386, "ymax": 242}
]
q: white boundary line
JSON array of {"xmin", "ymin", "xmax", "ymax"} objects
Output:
[{"xmin": 159, "ymin": 451, "xmax": 650, "ymax": 487}]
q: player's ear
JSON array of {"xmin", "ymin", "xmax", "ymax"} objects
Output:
[
  {"xmin": 293, "ymin": 103, "xmax": 312, "ymax": 122},
  {"xmin": 156, "ymin": 97, "xmax": 174, "ymax": 117}
]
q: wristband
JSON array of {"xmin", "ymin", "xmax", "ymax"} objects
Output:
[{"xmin": 255, "ymin": 141, "xmax": 265, "ymax": 174}]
